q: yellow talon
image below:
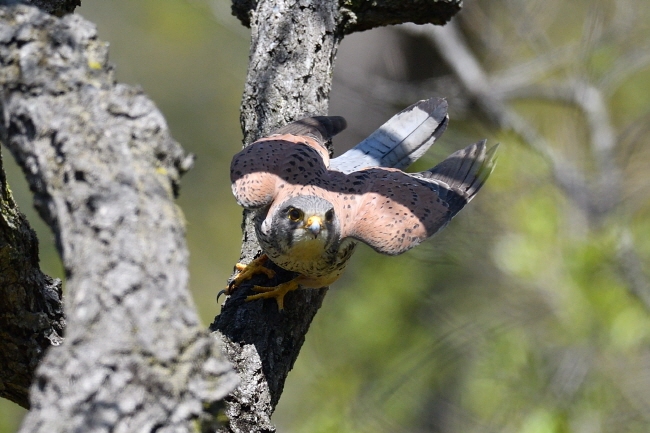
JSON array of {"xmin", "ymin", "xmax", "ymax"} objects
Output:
[
  {"xmin": 224, "ymin": 254, "xmax": 276, "ymax": 295},
  {"xmin": 222, "ymin": 254, "xmax": 304, "ymax": 310},
  {"xmin": 245, "ymin": 279, "xmax": 302, "ymax": 310}
]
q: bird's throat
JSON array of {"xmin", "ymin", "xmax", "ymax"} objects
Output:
[{"xmin": 288, "ymin": 237, "xmax": 328, "ymax": 262}]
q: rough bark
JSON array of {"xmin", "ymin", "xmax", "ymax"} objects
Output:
[
  {"xmin": 212, "ymin": 1, "xmax": 461, "ymax": 432},
  {"xmin": 0, "ymin": 5, "xmax": 237, "ymax": 432},
  {"xmin": 0, "ymin": 145, "xmax": 64, "ymax": 409},
  {"xmin": 232, "ymin": 0, "xmax": 462, "ymax": 34}
]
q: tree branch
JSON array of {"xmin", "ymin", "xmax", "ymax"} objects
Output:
[
  {"xmin": 0, "ymin": 146, "xmax": 64, "ymax": 409},
  {"xmin": 0, "ymin": 5, "xmax": 237, "ymax": 431},
  {"xmin": 617, "ymin": 228, "xmax": 650, "ymax": 311},
  {"xmin": 212, "ymin": 1, "xmax": 462, "ymax": 432},
  {"xmin": 231, "ymin": 0, "xmax": 462, "ymax": 34},
  {"xmin": 2, "ymin": 0, "xmax": 79, "ymax": 16},
  {"xmin": 212, "ymin": 0, "xmax": 342, "ymax": 430},
  {"xmin": 403, "ymin": 22, "xmax": 594, "ymax": 221},
  {"xmin": 403, "ymin": 16, "xmax": 650, "ymax": 311}
]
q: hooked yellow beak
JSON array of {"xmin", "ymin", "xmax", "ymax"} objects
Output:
[{"xmin": 305, "ymin": 216, "xmax": 323, "ymax": 236}]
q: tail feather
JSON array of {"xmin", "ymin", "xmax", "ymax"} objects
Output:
[{"xmin": 330, "ymin": 98, "xmax": 449, "ymax": 173}]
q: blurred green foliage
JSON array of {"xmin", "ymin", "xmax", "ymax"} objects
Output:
[{"xmin": 2, "ymin": 1, "xmax": 650, "ymax": 432}]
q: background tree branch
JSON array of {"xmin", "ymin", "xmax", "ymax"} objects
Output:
[{"xmin": 401, "ymin": 19, "xmax": 650, "ymax": 311}]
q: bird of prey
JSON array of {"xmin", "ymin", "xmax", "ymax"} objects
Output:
[{"xmin": 226, "ymin": 98, "xmax": 497, "ymax": 309}]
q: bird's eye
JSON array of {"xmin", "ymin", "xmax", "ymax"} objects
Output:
[
  {"xmin": 287, "ymin": 208, "xmax": 303, "ymax": 222},
  {"xmin": 325, "ymin": 209, "xmax": 334, "ymax": 222}
]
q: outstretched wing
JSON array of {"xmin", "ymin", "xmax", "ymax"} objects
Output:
[
  {"xmin": 230, "ymin": 116, "xmax": 347, "ymax": 209},
  {"xmin": 343, "ymin": 140, "xmax": 498, "ymax": 255},
  {"xmin": 330, "ymin": 98, "xmax": 448, "ymax": 173}
]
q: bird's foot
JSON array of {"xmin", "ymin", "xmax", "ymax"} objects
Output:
[
  {"xmin": 221, "ymin": 254, "xmax": 276, "ymax": 299},
  {"xmin": 231, "ymin": 254, "xmax": 277, "ymax": 285},
  {"xmin": 246, "ymin": 279, "xmax": 301, "ymax": 310}
]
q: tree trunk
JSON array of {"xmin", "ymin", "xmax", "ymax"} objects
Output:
[{"xmin": 0, "ymin": 5, "xmax": 238, "ymax": 432}]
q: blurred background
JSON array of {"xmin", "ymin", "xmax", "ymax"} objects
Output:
[{"xmin": 2, "ymin": 0, "xmax": 650, "ymax": 432}]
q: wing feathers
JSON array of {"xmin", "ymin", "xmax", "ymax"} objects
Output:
[
  {"xmin": 416, "ymin": 140, "xmax": 498, "ymax": 218},
  {"xmin": 230, "ymin": 111, "xmax": 498, "ymax": 257},
  {"xmin": 232, "ymin": 116, "xmax": 347, "ymax": 208},
  {"xmin": 346, "ymin": 141, "xmax": 498, "ymax": 255},
  {"xmin": 272, "ymin": 116, "xmax": 347, "ymax": 148},
  {"xmin": 330, "ymin": 98, "xmax": 449, "ymax": 174}
]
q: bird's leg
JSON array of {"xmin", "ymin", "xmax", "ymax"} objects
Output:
[
  {"xmin": 246, "ymin": 278, "xmax": 302, "ymax": 310},
  {"xmin": 225, "ymin": 254, "xmax": 276, "ymax": 295}
]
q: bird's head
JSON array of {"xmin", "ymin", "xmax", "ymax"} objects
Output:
[{"xmin": 262, "ymin": 195, "xmax": 340, "ymax": 255}]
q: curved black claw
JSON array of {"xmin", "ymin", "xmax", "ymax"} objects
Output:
[{"xmin": 217, "ymin": 289, "xmax": 228, "ymax": 302}]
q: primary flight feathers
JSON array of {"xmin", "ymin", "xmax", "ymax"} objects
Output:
[{"xmin": 330, "ymin": 98, "xmax": 449, "ymax": 173}]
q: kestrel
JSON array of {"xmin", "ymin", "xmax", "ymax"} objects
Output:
[{"xmin": 226, "ymin": 98, "xmax": 497, "ymax": 309}]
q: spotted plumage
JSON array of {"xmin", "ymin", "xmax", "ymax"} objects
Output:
[{"xmin": 228, "ymin": 98, "xmax": 498, "ymax": 309}]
